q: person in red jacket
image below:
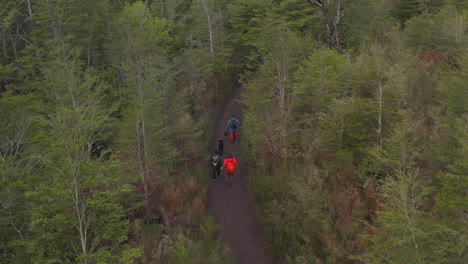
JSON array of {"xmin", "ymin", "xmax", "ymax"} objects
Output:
[{"xmin": 222, "ymin": 153, "xmax": 238, "ymax": 185}]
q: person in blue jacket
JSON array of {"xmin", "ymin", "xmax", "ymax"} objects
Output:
[{"xmin": 225, "ymin": 115, "xmax": 241, "ymax": 143}]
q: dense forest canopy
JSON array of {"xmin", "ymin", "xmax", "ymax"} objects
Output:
[{"xmin": 1, "ymin": 0, "xmax": 466, "ymax": 263}]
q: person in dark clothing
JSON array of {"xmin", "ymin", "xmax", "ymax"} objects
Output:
[
  {"xmin": 211, "ymin": 150, "xmax": 222, "ymax": 181},
  {"xmin": 225, "ymin": 115, "xmax": 241, "ymax": 143}
]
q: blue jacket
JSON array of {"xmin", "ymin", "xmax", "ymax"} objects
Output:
[{"xmin": 226, "ymin": 117, "xmax": 240, "ymax": 132}]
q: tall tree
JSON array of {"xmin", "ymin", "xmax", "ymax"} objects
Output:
[
  {"xmin": 189, "ymin": 0, "xmax": 228, "ymax": 61},
  {"xmin": 26, "ymin": 47, "xmax": 140, "ymax": 263},
  {"xmin": 108, "ymin": 2, "xmax": 179, "ymax": 201},
  {"xmin": 227, "ymin": 0, "xmax": 273, "ymax": 66},
  {"xmin": 0, "ymin": 91, "xmax": 41, "ymax": 262},
  {"xmin": 251, "ymin": 20, "xmax": 310, "ymax": 159},
  {"xmin": 359, "ymin": 168, "xmax": 465, "ymax": 263}
]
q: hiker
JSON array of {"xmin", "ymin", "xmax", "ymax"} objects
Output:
[
  {"xmin": 211, "ymin": 150, "xmax": 222, "ymax": 181},
  {"xmin": 222, "ymin": 153, "xmax": 238, "ymax": 185},
  {"xmin": 225, "ymin": 115, "xmax": 241, "ymax": 143}
]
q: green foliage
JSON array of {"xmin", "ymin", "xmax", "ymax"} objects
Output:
[
  {"xmin": 435, "ymin": 134, "xmax": 468, "ymax": 221},
  {"xmin": 119, "ymin": 246, "xmax": 144, "ymax": 264},
  {"xmin": 188, "ymin": 0, "xmax": 228, "ymax": 60},
  {"xmin": 439, "ymin": 50, "xmax": 468, "ymax": 116},
  {"xmin": 436, "ymin": 172, "xmax": 468, "ymax": 219},
  {"xmin": 293, "ymin": 48, "xmax": 349, "ymax": 116},
  {"xmin": 0, "ymin": 91, "xmax": 42, "ymax": 262},
  {"xmin": 240, "ymin": 73, "xmax": 273, "ymax": 163},
  {"xmin": 339, "ymin": 0, "xmax": 393, "ymax": 49},
  {"xmin": 108, "ymin": 1, "xmax": 173, "ymax": 62},
  {"xmin": 404, "ymin": 6, "xmax": 468, "ymax": 58},
  {"xmin": 241, "ymin": 19, "xmax": 314, "ymax": 159},
  {"xmin": 227, "ymin": 0, "xmax": 273, "ymax": 66},
  {"xmin": 171, "ymin": 234, "xmax": 191, "ymax": 264},
  {"xmin": 2, "ymin": 0, "xmax": 468, "ymax": 263},
  {"xmin": 391, "ymin": 0, "xmax": 424, "ymax": 26},
  {"xmin": 272, "ymin": 0, "xmax": 317, "ymax": 32},
  {"xmin": 149, "ymin": 0, "xmax": 192, "ymax": 23},
  {"xmin": 0, "ymin": 0, "xmax": 28, "ymax": 62},
  {"xmin": 359, "ymin": 169, "xmax": 466, "ymax": 263},
  {"xmin": 109, "ymin": 2, "xmax": 182, "ymax": 180},
  {"xmin": 13, "ymin": 46, "xmax": 140, "ymax": 263},
  {"xmin": 169, "ymin": 219, "xmax": 232, "ymax": 264},
  {"xmin": 369, "ymin": 118, "xmax": 420, "ymax": 174},
  {"xmin": 319, "ymin": 97, "xmax": 378, "ymax": 155}
]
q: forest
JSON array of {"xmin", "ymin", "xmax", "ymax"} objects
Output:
[{"xmin": 0, "ymin": 0, "xmax": 466, "ymax": 263}]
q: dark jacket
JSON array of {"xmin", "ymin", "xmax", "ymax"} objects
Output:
[{"xmin": 226, "ymin": 117, "xmax": 240, "ymax": 132}]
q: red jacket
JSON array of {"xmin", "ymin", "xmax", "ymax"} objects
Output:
[{"xmin": 223, "ymin": 157, "xmax": 238, "ymax": 174}]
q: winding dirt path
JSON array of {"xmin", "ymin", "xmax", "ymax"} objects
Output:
[{"xmin": 207, "ymin": 86, "xmax": 275, "ymax": 264}]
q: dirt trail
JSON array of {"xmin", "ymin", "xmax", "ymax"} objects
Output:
[{"xmin": 207, "ymin": 86, "xmax": 275, "ymax": 264}]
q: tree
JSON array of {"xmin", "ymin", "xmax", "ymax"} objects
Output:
[
  {"xmin": 25, "ymin": 48, "xmax": 140, "ymax": 263},
  {"xmin": 190, "ymin": 0, "xmax": 226, "ymax": 61},
  {"xmin": 227, "ymin": 0, "xmax": 273, "ymax": 66},
  {"xmin": 108, "ymin": 2, "xmax": 179, "ymax": 201},
  {"xmin": 308, "ymin": 0, "xmax": 345, "ymax": 52},
  {"xmin": 404, "ymin": 6, "xmax": 468, "ymax": 59},
  {"xmin": 148, "ymin": 0, "xmax": 192, "ymax": 24},
  {"xmin": 272, "ymin": 0, "xmax": 317, "ymax": 32},
  {"xmin": 0, "ymin": 91, "xmax": 41, "ymax": 262},
  {"xmin": 293, "ymin": 48, "xmax": 348, "ymax": 118},
  {"xmin": 359, "ymin": 168, "xmax": 465, "ymax": 263},
  {"xmin": 391, "ymin": 0, "xmax": 423, "ymax": 26},
  {"xmin": 337, "ymin": 0, "xmax": 393, "ymax": 49},
  {"xmin": 318, "ymin": 97, "xmax": 378, "ymax": 159},
  {"xmin": 249, "ymin": 19, "xmax": 311, "ymax": 160}
]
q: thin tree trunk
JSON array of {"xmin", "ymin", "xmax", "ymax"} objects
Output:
[
  {"xmin": 26, "ymin": 0, "xmax": 33, "ymax": 19},
  {"xmin": 273, "ymin": 41, "xmax": 292, "ymax": 160},
  {"xmin": 201, "ymin": 0, "xmax": 215, "ymax": 61},
  {"xmin": 1, "ymin": 38, "xmax": 7, "ymax": 61},
  {"xmin": 9, "ymin": 34, "xmax": 17, "ymax": 59},
  {"xmin": 137, "ymin": 79, "xmax": 150, "ymax": 202},
  {"xmin": 377, "ymin": 80, "xmax": 383, "ymax": 148},
  {"xmin": 65, "ymin": 152, "xmax": 90, "ymax": 263},
  {"xmin": 455, "ymin": 15, "xmax": 464, "ymax": 44},
  {"xmin": 74, "ymin": 180, "xmax": 88, "ymax": 264},
  {"xmin": 87, "ymin": 33, "xmax": 92, "ymax": 69}
]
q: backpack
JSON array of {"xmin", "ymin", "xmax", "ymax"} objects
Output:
[
  {"xmin": 212, "ymin": 154, "xmax": 220, "ymax": 166},
  {"xmin": 226, "ymin": 159, "xmax": 235, "ymax": 172},
  {"xmin": 230, "ymin": 120, "xmax": 238, "ymax": 129}
]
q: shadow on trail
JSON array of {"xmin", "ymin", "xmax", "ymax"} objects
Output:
[{"xmin": 207, "ymin": 86, "xmax": 275, "ymax": 264}]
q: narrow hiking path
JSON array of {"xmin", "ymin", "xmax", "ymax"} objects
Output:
[{"xmin": 207, "ymin": 86, "xmax": 275, "ymax": 264}]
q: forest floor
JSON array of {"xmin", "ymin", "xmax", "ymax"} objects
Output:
[{"xmin": 207, "ymin": 86, "xmax": 275, "ymax": 264}]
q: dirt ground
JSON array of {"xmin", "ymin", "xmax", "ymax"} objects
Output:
[{"xmin": 207, "ymin": 86, "xmax": 275, "ymax": 264}]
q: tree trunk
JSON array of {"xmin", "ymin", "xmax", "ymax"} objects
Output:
[
  {"xmin": 201, "ymin": 0, "xmax": 215, "ymax": 61},
  {"xmin": 136, "ymin": 71, "xmax": 150, "ymax": 202},
  {"xmin": 26, "ymin": 0, "xmax": 33, "ymax": 19},
  {"xmin": 309, "ymin": 0, "xmax": 344, "ymax": 53},
  {"xmin": 377, "ymin": 80, "xmax": 383, "ymax": 148}
]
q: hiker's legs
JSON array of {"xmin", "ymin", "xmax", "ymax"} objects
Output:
[
  {"xmin": 230, "ymin": 172, "xmax": 234, "ymax": 184},
  {"xmin": 212, "ymin": 166, "xmax": 217, "ymax": 181},
  {"xmin": 225, "ymin": 173, "xmax": 231, "ymax": 185},
  {"xmin": 225, "ymin": 173, "xmax": 234, "ymax": 185},
  {"xmin": 216, "ymin": 166, "xmax": 221, "ymax": 177},
  {"xmin": 229, "ymin": 131, "xmax": 236, "ymax": 143}
]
